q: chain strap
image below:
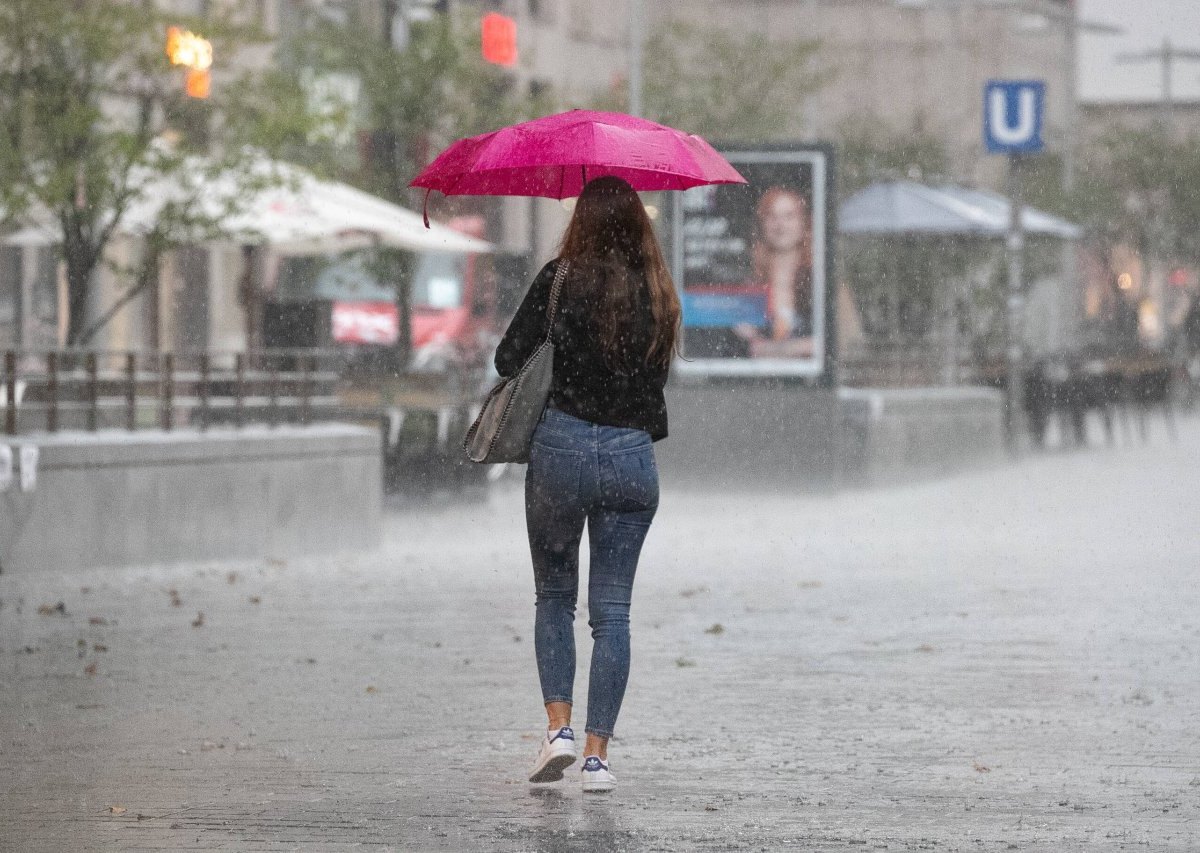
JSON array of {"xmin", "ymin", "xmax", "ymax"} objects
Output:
[{"xmin": 543, "ymin": 259, "xmax": 570, "ymax": 343}]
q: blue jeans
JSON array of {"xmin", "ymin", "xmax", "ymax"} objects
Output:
[{"xmin": 525, "ymin": 407, "xmax": 659, "ymax": 739}]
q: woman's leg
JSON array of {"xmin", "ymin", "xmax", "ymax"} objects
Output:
[
  {"xmin": 584, "ymin": 438, "xmax": 659, "ymax": 753},
  {"xmin": 525, "ymin": 442, "xmax": 587, "ymax": 722},
  {"xmin": 583, "ymin": 504, "xmax": 655, "ymax": 756}
]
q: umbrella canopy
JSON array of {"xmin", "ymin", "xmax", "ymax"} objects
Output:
[
  {"xmin": 839, "ymin": 180, "xmax": 1082, "ymax": 240},
  {"xmin": 410, "ymin": 109, "xmax": 746, "ymax": 204},
  {"xmin": 3, "ymin": 157, "xmax": 492, "ymax": 255}
]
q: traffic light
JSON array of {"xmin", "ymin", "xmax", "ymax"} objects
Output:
[
  {"xmin": 166, "ymin": 25, "xmax": 213, "ymax": 99},
  {"xmin": 481, "ymin": 13, "xmax": 517, "ymax": 67},
  {"xmin": 186, "ymin": 69, "xmax": 211, "ymax": 99}
]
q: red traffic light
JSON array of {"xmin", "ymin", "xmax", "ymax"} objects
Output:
[{"xmin": 481, "ymin": 13, "xmax": 517, "ymax": 67}]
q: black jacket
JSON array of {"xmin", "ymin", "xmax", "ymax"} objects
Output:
[{"xmin": 494, "ymin": 258, "xmax": 670, "ymax": 441}]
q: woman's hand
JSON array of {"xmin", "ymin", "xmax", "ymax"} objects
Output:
[
  {"xmin": 748, "ymin": 336, "xmax": 814, "ymax": 359},
  {"xmin": 732, "ymin": 322, "xmax": 761, "ymax": 342}
]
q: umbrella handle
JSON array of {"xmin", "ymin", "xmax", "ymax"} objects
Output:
[{"xmin": 422, "ymin": 189, "xmax": 431, "ymax": 229}]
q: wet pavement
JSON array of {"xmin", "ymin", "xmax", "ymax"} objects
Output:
[{"xmin": 2, "ymin": 415, "xmax": 1199, "ymax": 852}]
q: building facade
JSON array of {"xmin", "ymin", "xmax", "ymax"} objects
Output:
[{"xmin": 0, "ymin": 0, "xmax": 1089, "ymax": 356}]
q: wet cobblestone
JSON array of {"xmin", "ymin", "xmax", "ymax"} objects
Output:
[{"xmin": 2, "ymin": 418, "xmax": 1199, "ymax": 851}]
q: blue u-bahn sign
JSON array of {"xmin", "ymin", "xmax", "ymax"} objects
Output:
[{"xmin": 984, "ymin": 80, "xmax": 1045, "ymax": 154}]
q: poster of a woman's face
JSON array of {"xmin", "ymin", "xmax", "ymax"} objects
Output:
[{"xmin": 673, "ymin": 149, "xmax": 830, "ymax": 379}]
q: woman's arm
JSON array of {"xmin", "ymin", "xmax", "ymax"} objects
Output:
[
  {"xmin": 494, "ymin": 260, "xmax": 557, "ymax": 377},
  {"xmin": 748, "ymin": 335, "xmax": 814, "ymax": 359}
]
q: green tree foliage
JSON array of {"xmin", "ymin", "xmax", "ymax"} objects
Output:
[
  {"xmin": 1012, "ymin": 124, "xmax": 1200, "ymax": 274},
  {"xmin": 1073, "ymin": 127, "xmax": 1200, "ymax": 267},
  {"xmin": 293, "ymin": 9, "xmax": 555, "ymax": 202},
  {"xmin": 594, "ymin": 21, "xmax": 825, "ymax": 141},
  {"xmin": 835, "ymin": 118, "xmax": 969, "ymax": 348},
  {"xmin": 281, "ymin": 9, "xmax": 554, "ymax": 365},
  {"xmin": 0, "ymin": 0, "xmax": 328, "ymax": 345},
  {"xmin": 835, "ymin": 116, "xmax": 951, "ymax": 198}
]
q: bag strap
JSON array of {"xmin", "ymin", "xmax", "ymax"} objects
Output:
[{"xmin": 543, "ymin": 260, "xmax": 570, "ymax": 343}]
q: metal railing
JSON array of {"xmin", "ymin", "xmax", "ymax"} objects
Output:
[
  {"xmin": 2, "ymin": 349, "xmax": 346, "ymax": 436},
  {"xmin": 839, "ymin": 341, "xmax": 984, "ymax": 388}
]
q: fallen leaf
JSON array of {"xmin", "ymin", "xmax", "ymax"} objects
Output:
[
  {"xmin": 679, "ymin": 586, "xmax": 709, "ymax": 598},
  {"xmin": 37, "ymin": 602, "xmax": 67, "ymax": 617},
  {"xmin": 226, "ymin": 572, "xmax": 239, "ymax": 584},
  {"xmin": 266, "ymin": 557, "xmax": 287, "ymax": 568},
  {"xmin": 704, "ymin": 623, "xmax": 724, "ymax": 635},
  {"xmin": 93, "ymin": 644, "xmax": 108, "ymax": 652},
  {"xmin": 249, "ymin": 596, "xmax": 261, "ymax": 605},
  {"xmin": 704, "ymin": 804, "xmax": 719, "ymax": 811},
  {"xmin": 191, "ymin": 612, "xmax": 205, "ymax": 628},
  {"xmin": 168, "ymin": 589, "xmax": 182, "ymax": 607},
  {"xmin": 108, "ymin": 806, "xmax": 126, "ymax": 815},
  {"xmin": 915, "ymin": 644, "xmax": 936, "ymax": 653},
  {"xmin": 84, "ymin": 662, "xmax": 98, "ymax": 676},
  {"xmin": 88, "ymin": 616, "xmax": 109, "ymax": 626},
  {"xmin": 675, "ymin": 657, "xmax": 696, "ymax": 668},
  {"xmin": 973, "ymin": 761, "xmax": 991, "ymax": 773},
  {"xmin": 365, "ymin": 685, "xmax": 377, "ymax": 694}
]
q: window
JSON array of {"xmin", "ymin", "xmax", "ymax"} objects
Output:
[{"xmin": 412, "ymin": 254, "xmax": 467, "ymax": 309}]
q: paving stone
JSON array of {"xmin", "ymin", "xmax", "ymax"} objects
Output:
[{"xmin": 2, "ymin": 417, "xmax": 1198, "ymax": 851}]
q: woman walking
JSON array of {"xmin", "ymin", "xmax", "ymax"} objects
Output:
[{"xmin": 494, "ymin": 176, "xmax": 680, "ymax": 793}]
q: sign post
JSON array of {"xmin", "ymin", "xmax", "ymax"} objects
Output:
[{"xmin": 985, "ymin": 80, "xmax": 1045, "ymax": 454}]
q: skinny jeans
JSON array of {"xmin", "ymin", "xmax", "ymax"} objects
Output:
[{"xmin": 525, "ymin": 406, "xmax": 659, "ymax": 738}]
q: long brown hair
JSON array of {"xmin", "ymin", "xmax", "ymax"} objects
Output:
[
  {"xmin": 751, "ymin": 187, "xmax": 813, "ymax": 320},
  {"xmin": 558, "ymin": 176, "xmax": 680, "ymax": 369}
]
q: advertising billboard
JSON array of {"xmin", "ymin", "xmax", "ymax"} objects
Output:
[{"xmin": 672, "ymin": 146, "xmax": 834, "ymax": 381}]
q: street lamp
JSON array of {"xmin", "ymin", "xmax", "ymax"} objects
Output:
[
  {"xmin": 629, "ymin": 0, "xmax": 645, "ymax": 117},
  {"xmin": 1115, "ymin": 38, "xmax": 1200, "ymax": 130}
]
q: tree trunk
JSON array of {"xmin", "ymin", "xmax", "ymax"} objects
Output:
[{"xmin": 63, "ymin": 231, "xmax": 93, "ymax": 347}]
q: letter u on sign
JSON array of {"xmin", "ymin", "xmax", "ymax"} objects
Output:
[{"xmin": 984, "ymin": 80, "xmax": 1045, "ymax": 155}]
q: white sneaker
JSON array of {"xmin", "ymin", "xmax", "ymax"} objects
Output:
[
  {"xmin": 580, "ymin": 755, "xmax": 616, "ymax": 793},
  {"xmin": 528, "ymin": 726, "xmax": 577, "ymax": 783}
]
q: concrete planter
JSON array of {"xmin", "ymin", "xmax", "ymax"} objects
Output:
[{"xmin": 0, "ymin": 425, "xmax": 381, "ymax": 574}]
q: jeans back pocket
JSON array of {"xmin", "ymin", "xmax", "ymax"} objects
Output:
[{"xmin": 607, "ymin": 445, "xmax": 659, "ymax": 510}]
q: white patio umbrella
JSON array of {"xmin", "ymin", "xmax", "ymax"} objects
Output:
[
  {"xmin": 1, "ymin": 157, "xmax": 492, "ymax": 255},
  {"xmin": 839, "ymin": 180, "xmax": 1082, "ymax": 239}
]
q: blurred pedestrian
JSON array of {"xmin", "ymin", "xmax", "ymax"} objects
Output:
[{"xmin": 494, "ymin": 176, "xmax": 680, "ymax": 794}]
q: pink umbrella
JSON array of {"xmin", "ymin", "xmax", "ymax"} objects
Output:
[{"xmin": 410, "ymin": 110, "xmax": 745, "ymax": 225}]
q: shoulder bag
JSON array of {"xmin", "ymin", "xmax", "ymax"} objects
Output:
[{"xmin": 463, "ymin": 260, "xmax": 569, "ymax": 464}]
